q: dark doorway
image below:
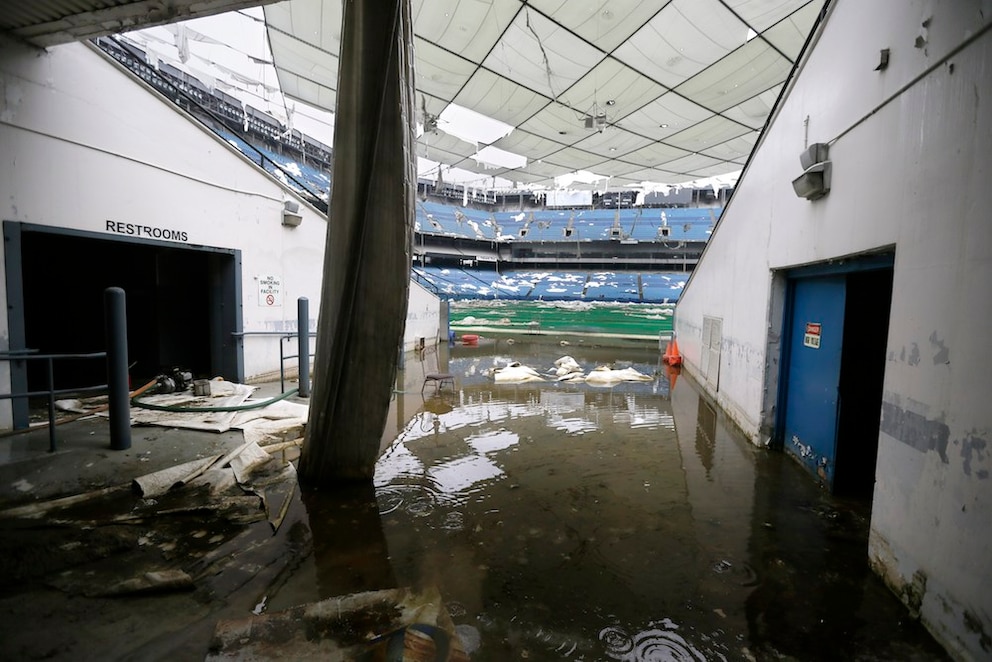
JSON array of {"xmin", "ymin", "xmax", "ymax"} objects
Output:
[
  {"xmin": 777, "ymin": 255, "xmax": 894, "ymax": 498},
  {"xmin": 5, "ymin": 223, "xmax": 242, "ymax": 400},
  {"xmin": 834, "ymin": 267, "xmax": 893, "ymax": 497}
]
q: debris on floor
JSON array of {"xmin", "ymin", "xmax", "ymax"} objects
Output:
[
  {"xmin": 127, "ymin": 381, "xmax": 255, "ymax": 432},
  {"xmin": 207, "ymin": 585, "xmax": 471, "ymax": 661},
  {"xmin": 57, "ymin": 380, "xmax": 309, "ymax": 441}
]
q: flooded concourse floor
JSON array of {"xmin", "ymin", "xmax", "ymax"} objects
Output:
[{"xmin": 271, "ymin": 339, "xmax": 949, "ymax": 661}]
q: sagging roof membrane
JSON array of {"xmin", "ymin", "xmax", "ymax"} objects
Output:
[{"xmin": 265, "ymin": 0, "xmax": 826, "ymax": 189}]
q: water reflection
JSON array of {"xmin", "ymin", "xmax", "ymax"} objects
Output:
[{"xmin": 287, "ymin": 340, "xmax": 946, "ymax": 661}]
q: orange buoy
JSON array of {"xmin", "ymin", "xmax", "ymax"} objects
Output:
[{"xmin": 461, "ymin": 334, "xmax": 479, "ymax": 345}]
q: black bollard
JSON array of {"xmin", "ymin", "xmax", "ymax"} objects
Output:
[
  {"xmin": 104, "ymin": 287, "xmax": 131, "ymax": 450},
  {"xmin": 298, "ymin": 297, "xmax": 310, "ymax": 398}
]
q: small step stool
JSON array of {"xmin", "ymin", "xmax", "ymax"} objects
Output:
[{"xmin": 422, "ymin": 372, "xmax": 454, "ymax": 394}]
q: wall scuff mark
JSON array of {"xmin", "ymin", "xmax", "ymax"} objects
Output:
[
  {"xmin": 880, "ymin": 401, "xmax": 949, "ymax": 462},
  {"xmin": 929, "ymin": 331, "xmax": 950, "ymax": 364},
  {"xmin": 959, "ymin": 435, "xmax": 988, "ymax": 478},
  {"xmin": 908, "ymin": 342, "xmax": 921, "ymax": 366}
]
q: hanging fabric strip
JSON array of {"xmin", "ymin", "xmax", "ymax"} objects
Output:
[{"xmin": 300, "ymin": 0, "xmax": 416, "ymax": 484}]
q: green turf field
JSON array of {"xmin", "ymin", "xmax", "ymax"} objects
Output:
[{"xmin": 449, "ymin": 299, "xmax": 675, "ymax": 340}]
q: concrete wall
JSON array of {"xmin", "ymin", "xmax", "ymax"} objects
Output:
[
  {"xmin": 674, "ymin": 1, "xmax": 991, "ymax": 658},
  {"xmin": 404, "ymin": 279, "xmax": 443, "ymax": 351}
]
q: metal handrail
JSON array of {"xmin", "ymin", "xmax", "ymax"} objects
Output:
[
  {"xmin": 231, "ymin": 298, "xmax": 315, "ymax": 397},
  {"xmin": 0, "ymin": 350, "xmax": 108, "ymax": 452},
  {"xmin": 278, "ymin": 334, "xmax": 316, "ymax": 395}
]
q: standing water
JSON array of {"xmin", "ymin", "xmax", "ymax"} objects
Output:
[{"xmin": 276, "ymin": 339, "xmax": 947, "ymax": 661}]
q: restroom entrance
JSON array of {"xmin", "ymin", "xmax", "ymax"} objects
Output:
[
  {"xmin": 777, "ymin": 255, "xmax": 893, "ymax": 497},
  {"xmin": 4, "ymin": 222, "xmax": 243, "ymax": 429}
]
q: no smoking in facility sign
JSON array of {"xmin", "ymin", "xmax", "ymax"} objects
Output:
[{"xmin": 258, "ymin": 275, "xmax": 282, "ymax": 307}]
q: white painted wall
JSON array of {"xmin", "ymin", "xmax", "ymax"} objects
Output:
[
  {"xmin": 404, "ymin": 279, "xmax": 442, "ymax": 351},
  {"xmin": 675, "ymin": 2, "xmax": 992, "ymax": 658}
]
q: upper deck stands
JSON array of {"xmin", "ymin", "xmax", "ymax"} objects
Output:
[
  {"xmin": 415, "ymin": 203, "xmax": 719, "ymax": 243},
  {"xmin": 216, "ymin": 129, "xmax": 330, "ymax": 203}
]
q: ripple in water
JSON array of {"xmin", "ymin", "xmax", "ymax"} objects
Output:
[
  {"xmin": 442, "ymin": 511, "xmax": 465, "ymax": 531},
  {"xmin": 711, "ymin": 558, "xmax": 759, "ymax": 587},
  {"xmin": 376, "ymin": 485, "xmax": 440, "ymax": 517},
  {"xmin": 600, "ymin": 619, "xmax": 709, "ymax": 662}
]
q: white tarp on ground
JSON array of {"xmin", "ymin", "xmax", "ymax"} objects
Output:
[
  {"xmin": 127, "ymin": 381, "xmax": 255, "ymax": 432},
  {"xmin": 74, "ymin": 382, "xmax": 310, "ymax": 438}
]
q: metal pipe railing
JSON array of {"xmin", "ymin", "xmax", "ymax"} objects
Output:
[{"xmin": 0, "ymin": 351, "xmax": 109, "ymax": 452}]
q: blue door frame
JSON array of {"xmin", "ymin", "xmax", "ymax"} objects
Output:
[{"xmin": 775, "ymin": 253, "xmax": 895, "ymax": 490}]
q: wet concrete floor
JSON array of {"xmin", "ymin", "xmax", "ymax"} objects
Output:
[
  {"xmin": 0, "ymin": 339, "xmax": 951, "ymax": 660},
  {"xmin": 267, "ymin": 339, "xmax": 949, "ymax": 661}
]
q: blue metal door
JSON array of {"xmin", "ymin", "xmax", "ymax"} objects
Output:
[{"xmin": 782, "ymin": 276, "xmax": 846, "ymax": 487}]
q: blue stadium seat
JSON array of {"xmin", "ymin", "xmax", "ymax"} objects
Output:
[
  {"xmin": 640, "ymin": 272, "xmax": 687, "ymax": 303},
  {"xmin": 528, "ymin": 272, "xmax": 589, "ymax": 300},
  {"xmin": 585, "ymin": 271, "xmax": 641, "ymax": 301}
]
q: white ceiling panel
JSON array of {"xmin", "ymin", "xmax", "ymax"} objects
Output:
[
  {"xmin": 544, "ymin": 146, "xmax": 610, "ymax": 171},
  {"xmin": 721, "ymin": 84, "xmax": 782, "ymax": 129},
  {"xmin": 517, "ymin": 101, "xmax": 595, "ymax": 143},
  {"xmin": 724, "ymin": 0, "xmax": 815, "ymax": 33},
  {"xmin": 617, "ymin": 92, "xmax": 713, "ymax": 141},
  {"xmin": 700, "ymin": 133, "xmax": 758, "ymax": 163},
  {"xmin": 614, "ymin": 0, "xmax": 749, "ymax": 89},
  {"xmin": 591, "ymin": 158, "xmax": 650, "ymax": 178},
  {"xmin": 493, "ymin": 130, "xmax": 568, "ymax": 161},
  {"xmin": 266, "ymin": 30, "xmax": 338, "ymax": 95},
  {"xmin": 558, "ymin": 56, "xmax": 667, "ymax": 121},
  {"xmin": 267, "ymin": 0, "xmax": 338, "ymax": 51},
  {"xmin": 572, "ymin": 126, "xmax": 656, "ymax": 158},
  {"xmin": 674, "ymin": 39, "xmax": 791, "ymax": 113},
  {"xmin": 481, "ymin": 8, "xmax": 605, "ymax": 100},
  {"xmin": 621, "ymin": 142, "xmax": 692, "ymax": 167},
  {"xmin": 411, "ymin": 0, "xmax": 522, "ymax": 64},
  {"xmin": 453, "ymin": 69, "xmax": 551, "ymax": 128},
  {"xmin": 660, "ymin": 151, "xmax": 728, "ymax": 174},
  {"xmin": 414, "ymin": 37, "xmax": 478, "ymax": 100},
  {"xmin": 621, "ymin": 168, "xmax": 694, "ymax": 184},
  {"xmin": 527, "ymin": 0, "xmax": 673, "ymax": 53},
  {"xmin": 762, "ymin": 0, "xmax": 823, "ymax": 59},
  {"xmin": 664, "ymin": 115, "xmax": 752, "ymax": 153}
]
